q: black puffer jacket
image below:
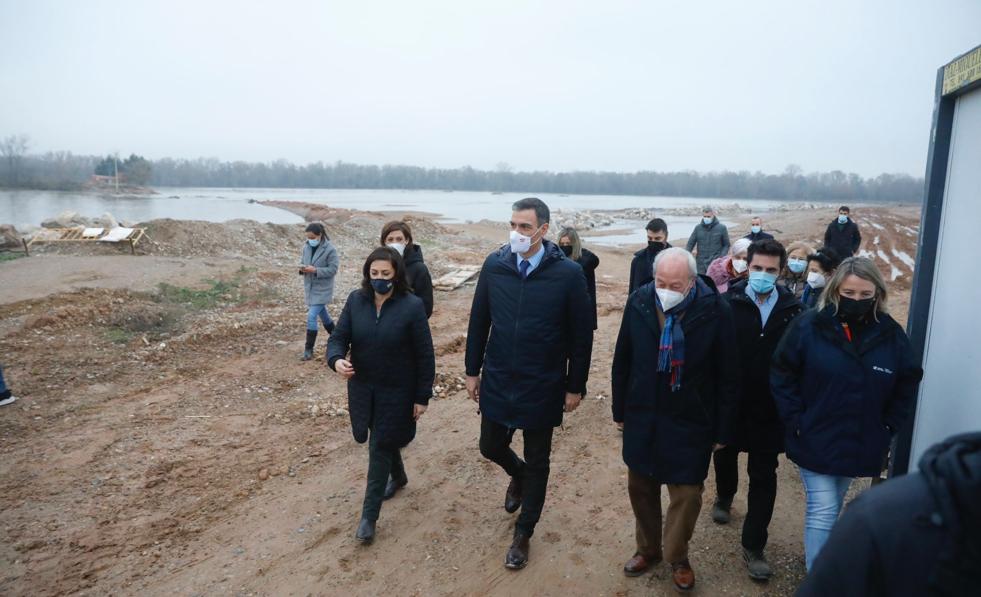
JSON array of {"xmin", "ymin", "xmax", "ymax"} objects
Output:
[
  {"xmin": 403, "ymin": 244, "xmax": 434, "ymax": 318},
  {"xmin": 327, "ymin": 290, "xmax": 435, "ymax": 449},
  {"xmin": 798, "ymin": 432, "xmax": 981, "ymax": 597},
  {"xmin": 575, "ymin": 248, "xmax": 600, "ymax": 330}
]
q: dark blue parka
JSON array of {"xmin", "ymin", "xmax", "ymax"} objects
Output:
[
  {"xmin": 327, "ymin": 290, "xmax": 435, "ymax": 450},
  {"xmin": 611, "ymin": 277, "xmax": 740, "ymax": 483},
  {"xmin": 770, "ymin": 306, "xmax": 922, "ymax": 477},
  {"xmin": 465, "ymin": 240, "xmax": 594, "ymax": 430}
]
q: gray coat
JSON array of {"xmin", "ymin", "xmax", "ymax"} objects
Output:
[
  {"xmin": 686, "ymin": 217, "xmax": 731, "ymax": 274},
  {"xmin": 301, "ymin": 240, "xmax": 340, "ymax": 306}
]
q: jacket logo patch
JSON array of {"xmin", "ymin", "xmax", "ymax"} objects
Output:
[{"xmin": 872, "ymin": 366, "xmax": 894, "ymax": 374}]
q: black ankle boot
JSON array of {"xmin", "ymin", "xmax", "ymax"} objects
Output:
[
  {"xmin": 355, "ymin": 518, "xmax": 376, "ymax": 544},
  {"xmin": 302, "ymin": 330, "xmax": 318, "ymax": 361}
]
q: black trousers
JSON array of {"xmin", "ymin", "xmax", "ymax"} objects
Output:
[
  {"xmin": 361, "ymin": 430, "xmax": 407, "ymax": 522},
  {"xmin": 713, "ymin": 446, "xmax": 779, "ymax": 551},
  {"xmin": 478, "ymin": 415, "xmax": 554, "ymax": 537}
]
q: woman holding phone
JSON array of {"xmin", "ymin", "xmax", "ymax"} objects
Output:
[{"xmin": 299, "ymin": 223, "xmax": 340, "ymax": 361}]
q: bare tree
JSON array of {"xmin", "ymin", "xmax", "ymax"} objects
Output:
[{"xmin": 0, "ymin": 134, "xmax": 30, "ymax": 186}]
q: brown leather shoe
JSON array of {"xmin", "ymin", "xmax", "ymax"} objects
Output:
[
  {"xmin": 671, "ymin": 560, "xmax": 696, "ymax": 592},
  {"xmin": 505, "ymin": 533, "xmax": 530, "ymax": 570},
  {"xmin": 623, "ymin": 552, "xmax": 661, "ymax": 577}
]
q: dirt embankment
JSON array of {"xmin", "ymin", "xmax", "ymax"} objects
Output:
[{"xmin": 0, "ymin": 201, "xmax": 920, "ymax": 596}]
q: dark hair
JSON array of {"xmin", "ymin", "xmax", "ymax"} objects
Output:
[
  {"xmin": 645, "ymin": 218, "xmax": 668, "ymax": 234},
  {"xmin": 747, "ymin": 238, "xmax": 787, "ymax": 270},
  {"xmin": 511, "ymin": 197, "xmax": 550, "ymax": 226},
  {"xmin": 807, "ymin": 246, "xmax": 842, "ymax": 273},
  {"xmin": 838, "ymin": 206, "xmax": 850, "ymax": 214},
  {"xmin": 361, "ymin": 247, "xmax": 411, "ymax": 297},
  {"xmin": 305, "ymin": 222, "xmax": 328, "ymax": 240},
  {"xmin": 380, "ymin": 220, "xmax": 413, "ymax": 246}
]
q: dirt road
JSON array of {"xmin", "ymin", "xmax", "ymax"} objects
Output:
[{"xmin": 0, "ymin": 203, "xmax": 919, "ymax": 596}]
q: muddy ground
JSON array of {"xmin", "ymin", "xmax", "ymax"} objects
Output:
[{"xmin": 0, "ymin": 202, "xmax": 920, "ymax": 596}]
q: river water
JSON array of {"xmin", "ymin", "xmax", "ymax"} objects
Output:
[{"xmin": 0, "ymin": 187, "xmax": 788, "ymax": 246}]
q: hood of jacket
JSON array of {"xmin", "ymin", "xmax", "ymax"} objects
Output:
[
  {"xmin": 919, "ymin": 431, "xmax": 981, "ymax": 590},
  {"xmin": 403, "ymin": 243, "xmax": 425, "ymax": 266}
]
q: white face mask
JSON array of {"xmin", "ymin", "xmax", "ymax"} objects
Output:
[
  {"xmin": 509, "ymin": 226, "xmax": 541, "ymax": 255},
  {"xmin": 656, "ymin": 287, "xmax": 688, "ymax": 311},
  {"xmin": 807, "ymin": 271, "xmax": 826, "ymax": 289},
  {"xmin": 732, "ymin": 258, "xmax": 748, "ymax": 273},
  {"xmin": 387, "ymin": 242, "xmax": 406, "ymax": 256}
]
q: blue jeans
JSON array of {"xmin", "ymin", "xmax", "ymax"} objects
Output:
[
  {"xmin": 306, "ymin": 305, "xmax": 333, "ymax": 332},
  {"xmin": 799, "ymin": 466, "xmax": 852, "ymax": 571},
  {"xmin": 0, "ymin": 364, "xmax": 9, "ymax": 399}
]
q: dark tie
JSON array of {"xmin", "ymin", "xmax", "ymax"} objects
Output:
[{"xmin": 519, "ymin": 259, "xmax": 530, "ymax": 279}]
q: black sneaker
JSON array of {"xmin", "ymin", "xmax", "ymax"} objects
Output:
[
  {"xmin": 711, "ymin": 497, "xmax": 732, "ymax": 524},
  {"xmin": 743, "ymin": 547, "xmax": 772, "ymax": 580}
]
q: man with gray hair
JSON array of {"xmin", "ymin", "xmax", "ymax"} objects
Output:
[
  {"xmin": 686, "ymin": 206, "xmax": 731, "ymax": 274},
  {"xmin": 612, "ymin": 247, "xmax": 739, "ymax": 592}
]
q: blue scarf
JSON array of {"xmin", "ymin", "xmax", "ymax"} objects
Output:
[
  {"xmin": 654, "ymin": 284, "xmax": 697, "ymax": 391},
  {"xmin": 801, "ymin": 284, "xmax": 814, "ymax": 308}
]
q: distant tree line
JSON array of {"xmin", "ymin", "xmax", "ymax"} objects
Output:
[
  {"xmin": 94, "ymin": 154, "xmax": 153, "ymax": 185},
  {"xmin": 0, "ymin": 135, "xmax": 924, "ymax": 202}
]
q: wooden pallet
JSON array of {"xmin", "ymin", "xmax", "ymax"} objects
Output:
[
  {"xmin": 23, "ymin": 227, "xmax": 148, "ymax": 256},
  {"xmin": 432, "ymin": 266, "xmax": 481, "ymax": 291}
]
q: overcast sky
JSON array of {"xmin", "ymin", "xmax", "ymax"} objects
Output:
[{"xmin": 1, "ymin": 0, "xmax": 978, "ymax": 177}]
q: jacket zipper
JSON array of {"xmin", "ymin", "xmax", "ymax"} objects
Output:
[{"xmin": 511, "ymin": 274, "xmax": 525, "ymax": 405}]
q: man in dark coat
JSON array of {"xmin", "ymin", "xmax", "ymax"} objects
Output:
[
  {"xmin": 743, "ymin": 216, "xmax": 775, "ymax": 242},
  {"xmin": 712, "ymin": 239, "xmax": 804, "ymax": 581},
  {"xmin": 823, "ymin": 206, "xmax": 862, "ymax": 258},
  {"xmin": 628, "ymin": 218, "xmax": 670, "ymax": 294},
  {"xmin": 686, "ymin": 206, "xmax": 731, "ymax": 274},
  {"xmin": 798, "ymin": 432, "xmax": 981, "ymax": 597},
  {"xmin": 465, "ymin": 197, "xmax": 594, "ymax": 570},
  {"xmin": 611, "ymin": 247, "xmax": 739, "ymax": 592}
]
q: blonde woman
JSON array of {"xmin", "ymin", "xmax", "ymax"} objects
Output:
[
  {"xmin": 558, "ymin": 227, "xmax": 600, "ymax": 330},
  {"xmin": 779, "ymin": 241, "xmax": 815, "ymax": 298},
  {"xmin": 770, "ymin": 257, "xmax": 922, "ymax": 570}
]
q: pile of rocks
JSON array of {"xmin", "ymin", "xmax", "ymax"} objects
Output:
[
  {"xmin": 0, "ymin": 224, "xmax": 21, "ymax": 249},
  {"xmin": 432, "ymin": 373, "xmax": 467, "ymax": 400},
  {"xmin": 553, "ymin": 210, "xmax": 618, "ymax": 230},
  {"xmin": 40, "ymin": 210, "xmax": 133, "ymax": 229}
]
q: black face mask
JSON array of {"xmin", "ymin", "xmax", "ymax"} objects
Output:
[
  {"xmin": 371, "ymin": 278, "xmax": 394, "ymax": 295},
  {"xmin": 648, "ymin": 240, "xmax": 667, "ymax": 252},
  {"xmin": 838, "ymin": 296, "xmax": 875, "ymax": 321},
  {"xmin": 559, "ymin": 245, "xmax": 573, "ymax": 257}
]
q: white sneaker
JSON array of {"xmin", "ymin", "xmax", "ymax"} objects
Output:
[{"xmin": 0, "ymin": 395, "xmax": 18, "ymax": 407}]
